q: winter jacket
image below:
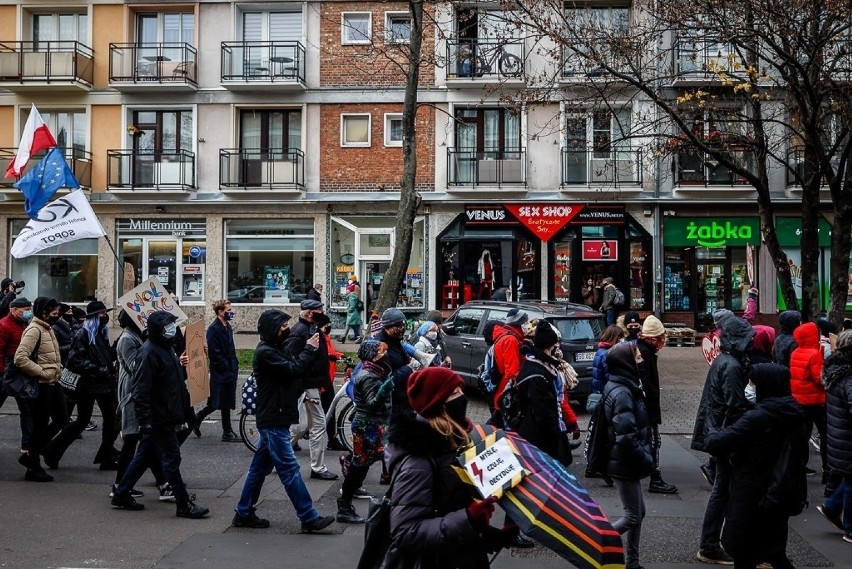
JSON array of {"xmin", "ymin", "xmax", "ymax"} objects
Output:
[
  {"xmin": 773, "ymin": 310, "xmax": 801, "ymax": 367},
  {"xmin": 600, "ymin": 343, "xmax": 653, "ymax": 480},
  {"xmin": 636, "ymin": 338, "xmax": 662, "ymax": 425},
  {"xmin": 387, "ymin": 412, "xmax": 505, "ymax": 569},
  {"xmin": 0, "ymin": 291, "xmax": 17, "ymax": 320},
  {"xmin": 67, "ymin": 327, "xmax": 117, "ymax": 395},
  {"xmin": 0, "ymin": 312, "xmax": 27, "ymax": 374},
  {"xmin": 600, "ymin": 283, "xmax": 616, "ymax": 310},
  {"xmin": 375, "ymin": 329, "xmax": 415, "ymax": 420},
  {"xmin": 116, "ymin": 327, "xmax": 144, "ymax": 434},
  {"xmin": 515, "ymin": 354, "xmax": 572, "ymax": 466},
  {"xmin": 692, "ymin": 317, "xmax": 754, "ymax": 452},
  {"xmin": 133, "ymin": 313, "xmax": 189, "ymax": 428},
  {"xmin": 590, "ymin": 341, "xmax": 613, "ymax": 394},
  {"xmin": 285, "ymin": 317, "xmax": 331, "ymax": 390},
  {"xmin": 14, "ymin": 318, "xmax": 61, "ymax": 384},
  {"xmin": 345, "ymin": 290, "xmax": 362, "ymax": 326},
  {"xmin": 306, "ymin": 287, "xmax": 322, "ymax": 302},
  {"xmin": 51, "ymin": 318, "xmax": 74, "ymax": 366},
  {"xmin": 254, "ymin": 310, "xmax": 317, "ymax": 428},
  {"xmin": 206, "ymin": 318, "xmax": 238, "ymax": 385},
  {"xmin": 492, "ymin": 324, "xmax": 525, "ymax": 408},
  {"xmin": 823, "ymin": 352, "xmax": 852, "ymax": 474},
  {"xmin": 353, "ymin": 360, "xmax": 393, "ymax": 423},
  {"xmin": 789, "ymin": 322, "xmax": 826, "ymax": 406}
]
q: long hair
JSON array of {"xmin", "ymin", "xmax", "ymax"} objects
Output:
[
  {"xmin": 83, "ymin": 314, "xmax": 108, "ymax": 344},
  {"xmin": 427, "ymin": 412, "xmax": 471, "ymax": 451}
]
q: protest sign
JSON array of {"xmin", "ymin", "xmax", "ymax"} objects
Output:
[
  {"xmin": 185, "ymin": 320, "xmax": 209, "ymax": 406},
  {"xmin": 461, "ymin": 437, "xmax": 526, "ymax": 499},
  {"xmin": 117, "ymin": 276, "xmax": 188, "ymax": 329}
]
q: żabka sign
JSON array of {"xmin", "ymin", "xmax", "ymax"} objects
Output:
[{"xmin": 504, "ymin": 204, "xmax": 585, "ymax": 242}]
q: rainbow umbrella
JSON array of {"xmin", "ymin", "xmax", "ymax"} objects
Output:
[{"xmin": 462, "ymin": 424, "xmax": 624, "ymax": 569}]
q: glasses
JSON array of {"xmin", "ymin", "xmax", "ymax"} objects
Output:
[{"xmin": 386, "ymin": 322, "xmax": 405, "ymax": 329}]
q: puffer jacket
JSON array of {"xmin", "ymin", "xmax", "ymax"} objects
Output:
[
  {"xmin": 789, "ymin": 322, "xmax": 825, "ymax": 406},
  {"xmin": 590, "ymin": 341, "xmax": 613, "ymax": 393},
  {"xmin": 352, "ymin": 360, "xmax": 393, "ymax": 423},
  {"xmin": 492, "ymin": 324, "xmax": 525, "ymax": 409},
  {"xmin": 823, "ymin": 351, "xmax": 852, "ymax": 474},
  {"xmin": 692, "ymin": 317, "xmax": 754, "ymax": 451},
  {"xmin": 773, "ymin": 310, "xmax": 801, "ymax": 367},
  {"xmin": 14, "ymin": 318, "xmax": 61, "ymax": 384}
]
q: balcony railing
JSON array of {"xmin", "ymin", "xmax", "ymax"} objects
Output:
[
  {"xmin": 562, "ymin": 49, "xmax": 633, "ymax": 79},
  {"xmin": 447, "ymin": 148, "xmax": 526, "ymax": 187},
  {"xmin": 221, "ymin": 41, "xmax": 305, "ymax": 84},
  {"xmin": 107, "ymin": 149, "xmax": 196, "ymax": 191},
  {"xmin": 219, "ymin": 148, "xmax": 305, "ymax": 189},
  {"xmin": 0, "ymin": 41, "xmax": 93, "ymax": 87},
  {"xmin": 786, "ymin": 150, "xmax": 836, "ymax": 187},
  {"xmin": 676, "ymin": 149, "xmax": 753, "ymax": 186},
  {"xmin": 109, "ymin": 43, "xmax": 197, "ymax": 86},
  {"xmin": 0, "ymin": 147, "xmax": 92, "ymax": 189},
  {"xmin": 672, "ymin": 38, "xmax": 743, "ymax": 79},
  {"xmin": 445, "ymin": 39, "xmax": 524, "ymax": 80},
  {"xmin": 561, "ymin": 149, "xmax": 642, "ymax": 186}
]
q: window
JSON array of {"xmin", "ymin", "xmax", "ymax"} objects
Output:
[
  {"xmin": 241, "ymin": 109, "xmax": 301, "ymax": 154},
  {"xmin": 341, "ymin": 114, "xmax": 371, "ymax": 147},
  {"xmin": 32, "ymin": 109, "xmax": 87, "ymax": 154},
  {"xmin": 226, "ymin": 220, "xmax": 315, "ymax": 305},
  {"xmin": 452, "ymin": 308, "xmax": 486, "ymax": 335},
  {"xmin": 342, "ymin": 12, "xmax": 371, "ymax": 45},
  {"xmin": 455, "ymin": 107, "xmax": 521, "ymax": 154},
  {"xmin": 385, "ymin": 12, "xmax": 411, "ymax": 43},
  {"xmin": 32, "ymin": 12, "xmax": 88, "ymax": 46},
  {"xmin": 384, "ymin": 113, "xmax": 403, "ymax": 147}
]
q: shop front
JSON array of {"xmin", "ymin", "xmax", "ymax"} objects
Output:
[{"xmin": 775, "ymin": 216, "xmax": 834, "ymax": 311}]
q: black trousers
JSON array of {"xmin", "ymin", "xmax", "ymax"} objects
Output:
[
  {"xmin": 116, "ymin": 425, "xmax": 190, "ymax": 507},
  {"xmin": 115, "ymin": 432, "xmax": 166, "ymax": 487},
  {"xmin": 802, "ymin": 404, "xmax": 827, "ymax": 473},
  {"xmin": 27, "ymin": 383, "xmax": 54, "ymax": 467},
  {"xmin": 45, "ymin": 390, "xmax": 118, "ymax": 464}
]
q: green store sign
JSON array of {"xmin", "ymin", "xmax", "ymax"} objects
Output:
[
  {"xmin": 774, "ymin": 217, "xmax": 832, "ymax": 247},
  {"xmin": 665, "ymin": 217, "xmax": 760, "ymax": 247}
]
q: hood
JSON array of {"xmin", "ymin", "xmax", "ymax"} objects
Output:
[
  {"xmin": 491, "ymin": 323, "xmax": 508, "ymax": 342},
  {"xmin": 778, "ymin": 310, "xmax": 802, "ymax": 334},
  {"xmin": 605, "ymin": 342, "xmax": 640, "ymax": 383},
  {"xmin": 597, "ymin": 340, "xmax": 614, "ymax": 349},
  {"xmin": 823, "ymin": 352, "xmax": 852, "ymax": 390},
  {"xmin": 751, "ymin": 363, "xmax": 792, "ymax": 400},
  {"xmin": 146, "ymin": 311, "xmax": 177, "ymax": 342},
  {"xmin": 712, "ymin": 309, "xmax": 736, "ymax": 330},
  {"xmin": 792, "ymin": 322, "xmax": 820, "ymax": 349},
  {"xmin": 257, "ymin": 310, "xmax": 291, "ymax": 344},
  {"xmin": 751, "ymin": 325, "xmax": 776, "ymax": 357},
  {"xmin": 719, "ymin": 317, "xmax": 755, "ymax": 355}
]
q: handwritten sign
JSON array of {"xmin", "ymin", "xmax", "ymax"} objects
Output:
[
  {"xmin": 117, "ymin": 277, "xmax": 188, "ymax": 329},
  {"xmin": 462, "ymin": 437, "xmax": 526, "ymax": 499},
  {"xmin": 185, "ymin": 320, "xmax": 209, "ymax": 406}
]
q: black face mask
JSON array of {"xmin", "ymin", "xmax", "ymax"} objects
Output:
[
  {"xmin": 445, "ymin": 395, "xmax": 468, "ymax": 427},
  {"xmin": 100, "ymin": 315, "xmax": 109, "ymax": 326},
  {"xmin": 46, "ymin": 315, "xmax": 60, "ymax": 326},
  {"xmin": 278, "ymin": 327, "xmax": 291, "ymax": 342},
  {"xmin": 62, "ymin": 314, "xmax": 74, "ymax": 324},
  {"xmin": 627, "ymin": 327, "xmax": 640, "ymax": 340}
]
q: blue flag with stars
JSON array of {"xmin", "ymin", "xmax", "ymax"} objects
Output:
[{"xmin": 13, "ymin": 146, "xmax": 80, "ymax": 219}]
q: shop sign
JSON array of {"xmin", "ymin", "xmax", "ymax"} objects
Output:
[
  {"xmin": 464, "ymin": 205, "xmax": 514, "ymax": 224},
  {"xmin": 574, "ymin": 204, "xmax": 625, "ymax": 224},
  {"xmin": 336, "ymin": 265, "xmax": 354, "ymax": 273},
  {"xmin": 582, "ymin": 239, "xmax": 618, "ymax": 261},
  {"xmin": 504, "ymin": 203, "xmax": 585, "ymax": 242},
  {"xmin": 118, "ymin": 219, "xmax": 206, "ymax": 237},
  {"xmin": 774, "ymin": 217, "xmax": 832, "ymax": 247},
  {"xmin": 664, "ymin": 217, "xmax": 760, "ymax": 247}
]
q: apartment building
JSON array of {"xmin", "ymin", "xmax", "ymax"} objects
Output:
[{"xmin": 0, "ymin": 1, "xmax": 832, "ymax": 331}]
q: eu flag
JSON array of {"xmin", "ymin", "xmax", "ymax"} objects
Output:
[{"xmin": 13, "ymin": 147, "xmax": 80, "ymax": 219}]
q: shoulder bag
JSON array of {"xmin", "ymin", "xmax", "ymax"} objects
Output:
[
  {"xmin": 60, "ymin": 367, "xmax": 81, "ymax": 391},
  {"xmin": 2, "ymin": 332, "xmax": 42, "ymax": 400}
]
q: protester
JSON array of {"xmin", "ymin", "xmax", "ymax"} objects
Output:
[
  {"xmin": 789, "ymin": 321, "xmax": 828, "ymax": 480},
  {"xmin": 621, "ymin": 311, "xmax": 642, "ymax": 341},
  {"xmin": 375, "ymin": 308, "xmax": 419, "ymax": 422},
  {"xmin": 232, "ymin": 309, "xmax": 334, "ymax": 532},
  {"xmin": 412, "ymin": 320, "xmax": 450, "ymax": 367},
  {"xmin": 705, "ymin": 363, "xmax": 807, "ymax": 568},
  {"xmin": 599, "ymin": 277, "xmax": 618, "ymax": 326},
  {"xmin": 0, "ymin": 277, "xmax": 23, "ymax": 319},
  {"xmin": 600, "ymin": 342, "xmax": 654, "ymax": 569},
  {"xmin": 490, "ymin": 308, "xmax": 528, "ymax": 411},
  {"xmin": 818, "ymin": 319, "xmax": 836, "ymax": 360},
  {"xmin": 306, "ymin": 283, "xmax": 323, "ymax": 303},
  {"xmin": 591, "ymin": 325, "xmax": 624, "ymax": 395},
  {"xmin": 52, "ymin": 303, "xmax": 75, "ymax": 366},
  {"xmin": 774, "ymin": 310, "xmax": 802, "ymax": 367},
  {"xmin": 196, "ymin": 300, "xmax": 240, "ymax": 442},
  {"xmin": 0, "ymin": 296, "xmax": 33, "ymax": 451}
]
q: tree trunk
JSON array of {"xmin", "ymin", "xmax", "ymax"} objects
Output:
[{"xmin": 375, "ymin": 0, "xmax": 423, "ymax": 315}]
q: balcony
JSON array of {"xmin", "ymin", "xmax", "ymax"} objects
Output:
[
  {"xmin": 561, "ymin": 149, "xmax": 642, "ymax": 188},
  {"xmin": 109, "ymin": 43, "xmax": 197, "ymax": 92},
  {"xmin": 0, "ymin": 41, "xmax": 93, "ymax": 91},
  {"xmin": 785, "ymin": 150, "xmax": 837, "ymax": 191},
  {"xmin": 107, "ymin": 149, "xmax": 196, "ymax": 193},
  {"xmin": 447, "ymin": 148, "xmax": 526, "ymax": 188},
  {"xmin": 561, "ymin": 49, "xmax": 634, "ymax": 82},
  {"xmin": 221, "ymin": 41, "xmax": 306, "ymax": 91},
  {"xmin": 219, "ymin": 148, "xmax": 305, "ymax": 192},
  {"xmin": 675, "ymin": 149, "xmax": 754, "ymax": 188},
  {"xmin": 445, "ymin": 39, "xmax": 524, "ymax": 86},
  {"xmin": 0, "ymin": 147, "xmax": 92, "ymax": 191},
  {"xmin": 671, "ymin": 38, "xmax": 744, "ymax": 86}
]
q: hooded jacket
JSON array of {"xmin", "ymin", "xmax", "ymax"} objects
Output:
[
  {"xmin": 773, "ymin": 310, "xmax": 801, "ymax": 367},
  {"xmin": 600, "ymin": 343, "xmax": 653, "ymax": 480},
  {"xmin": 254, "ymin": 310, "xmax": 317, "ymax": 428},
  {"xmin": 636, "ymin": 337, "xmax": 662, "ymax": 425},
  {"xmin": 789, "ymin": 322, "xmax": 826, "ymax": 406},
  {"xmin": 692, "ymin": 317, "xmax": 754, "ymax": 451},
  {"xmin": 132, "ymin": 312, "xmax": 188, "ymax": 427},
  {"xmin": 590, "ymin": 341, "xmax": 613, "ymax": 394},
  {"xmin": 515, "ymin": 352, "xmax": 571, "ymax": 465},
  {"xmin": 822, "ymin": 351, "xmax": 852, "ymax": 474},
  {"xmin": 116, "ymin": 320, "xmax": 144, "ymax": 434},
  {"xmin": 749, "ymin": 325, "xmax": 776, "ymax": 365},
  {"xmin": 491, "ymin": 323, "xmax": 525, "ymax": 409}
]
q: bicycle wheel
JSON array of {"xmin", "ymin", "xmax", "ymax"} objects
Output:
[
  {"xmin": 335, "ymin": 400, "xmax": 356, "ymax": 454},
  {"xmin": 499, "ymin": 53, "xmax": 523, "ymax": 77},
  {"xmin": 239, "ymin": 411, "xmax": 260, "ymax": 453}
]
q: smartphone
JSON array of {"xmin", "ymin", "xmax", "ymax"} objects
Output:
[{"xmin": 309, "ymin": 325, "xmax": 318, "ymax": 334}]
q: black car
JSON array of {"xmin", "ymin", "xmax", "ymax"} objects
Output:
[{"xmin": 441, "ymin": 300, "xmax": 606, "ymax": 404}]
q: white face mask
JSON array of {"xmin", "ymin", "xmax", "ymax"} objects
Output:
[
  {"xmin": 163, "ymin": 323, "xmax": 177, "ymax": 339},
  {"xmin": 425, "ymin": 331, "xmax": 438, "ymax": 341}
]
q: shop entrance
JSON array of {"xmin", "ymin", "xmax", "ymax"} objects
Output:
[{"xmin": 361, "ymin": 261, "xmax": 389, "ymax": 316}]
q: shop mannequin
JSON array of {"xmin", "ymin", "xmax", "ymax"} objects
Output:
[{"xmin": 477, "ymin": 249, "xmax": 493, "ymax": 299}]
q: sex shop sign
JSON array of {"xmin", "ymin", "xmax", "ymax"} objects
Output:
[{"xmin": 503, "ymin": 203, "xmax": 585, "ymax": 241}]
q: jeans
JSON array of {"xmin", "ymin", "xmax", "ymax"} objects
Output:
[
  {"xmin": 605, "ymin": 307, "xmax": 616, "ymax": 326},
  {"xmin": 701, "ymin": 457, "xmax": 733, "ymax": 551},
  {"xmin": 824, "ymin": 473, "xmax": 852, "ymax": 533},
  {"xmin": 115, "ymin": 432, "xmax": 165, "ymax": 487},
  {"xmin": 236, "ymin": 426, "xmax": 319, "ymax": 523},
  {"xmin": 290, "ymin": 389, "xmax": 328, "ymax": 473},
  {"xmin": 12, "ymin": 395, "xmax": 34, "ymax": 451},
  {"xmin": 117, "ymin": 425, "xmax": 190, "ymax": 507},
  {"xmin": 348, "ymin": 325, "xmax": 361, "ymax": 340},
  {"xmin": 650, "ymin": 425, "xmax": 662, "ymax": 479},
  {"xmin": 613, "ymin": 478, "xmax": 645, "ymax": 569}
]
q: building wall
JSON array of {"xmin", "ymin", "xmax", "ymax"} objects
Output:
[
  {"xmin": 0, "ymin": 106, "xmax": 13, "ymax": 146},
  {"xmin": 90, "ymin": 105, "xmax": 121, "ymax": 192},
  {"xmin": 0, "ymin": 5, "xmax": 16, "ymax": 40},
  {"xmin": 92, "ymin": 4, "xmax": 124, "ymax": 89}
]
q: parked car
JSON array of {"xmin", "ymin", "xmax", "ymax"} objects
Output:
[
  {"xmin": 227, "ymin": 286, "xmax": 267, "ymax": 303},
  {"xmin": 441, "ymin": 300, "xmax": 606, "ymax": 405}
]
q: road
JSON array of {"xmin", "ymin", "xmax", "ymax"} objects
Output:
[{"xmin": 0, "ymin": 344, "xmax": 845, "ymax": 568}]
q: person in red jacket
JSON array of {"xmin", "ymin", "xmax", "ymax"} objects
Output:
[
  {"xmin": 0, "ymin": 296, "xmax": 34, "ymax": 451},
  {"xmin": 789, "ymin": 321, "xmax": 827, "ymax": 478},
  {"xmin": 491, "ymin": 308, "xmax": 529, "ymax": 410}
]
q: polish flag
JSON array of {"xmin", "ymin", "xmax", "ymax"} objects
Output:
[{"xmin": 5, "ymin": 104, "xmax": 57, "ymax": 179}]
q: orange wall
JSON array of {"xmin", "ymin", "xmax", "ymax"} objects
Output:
[
  {"xmin": 92, "ymin": 4, "xmax": 125, "ymax": 89},
  {"xmin": 0, "ymin": 6, "xmax": 17, "ymax": 40},
  {"xmin": 91, "ymin": 106, "xmax": 121, "ymax": 192},
  {"xmin": 0, "ymin": 107, "xmax": 13, "ymax": 146}
]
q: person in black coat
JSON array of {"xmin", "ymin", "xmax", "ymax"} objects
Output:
[
  {"xmin": 196, "ymin": 299, "xmax": 240, "ymax": 441},
  {"xmin": 705, "ymin": 363, "xmax": 806, "ymax": 569},
  {"xmin": 306, "ymin": 284, "xmax": 322, "ymax": 302},
  {"xmin": 600, "ymin": 341, "xmax": 653, "ymax": 569},
  {"xmin": 376, "ymin": 307, "xmax": 417, "ymax": 425},
  {"xmin": 111, "ymin": 311, "xmax": 208, "ymax": 519},
  {"xmin": 773, "ymin": 310, "xmax": 801, "ymax": 367}
]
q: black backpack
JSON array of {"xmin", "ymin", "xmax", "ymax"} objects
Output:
[
  {"xmin": 584, "ymin": 393, "xmax": 611, "ymax": 473},
  {"xmin": 497, "ymin": 374, "xmax": 540, "ymax": 430}
]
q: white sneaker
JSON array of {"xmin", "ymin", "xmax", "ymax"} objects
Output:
[{"xmin": 159, "ymin": 483, "xmax": 176, "ymax": 502}]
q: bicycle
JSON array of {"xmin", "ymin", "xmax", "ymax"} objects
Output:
[
  {"xmin": 460, "ymin": 42, "xmax": 523, "ymax": 78},
  {"xmin": 324, "ymin": 356, "xmax": 358, "ymax": 454}
]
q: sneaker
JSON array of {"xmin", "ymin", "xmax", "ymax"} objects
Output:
[
  {"xmin": 85, "ymin": 420, "xmax": 98, "ymax": 431},
  {"xmin": 110, "ymin": 485, "xmax": 143, "ymax": 498},
  {"xmin": 176, "ymin": 500, "xmax": 209, "ymax": 519},
  {"xmin": 221, "ymin": 431, "xmax": 241, "ymax": 443},
  {"xmin": 159, "ymin": 483, "xmax": 176, "ymax": 501},
  {"xmin": 805, "ymin": 466, "xmax": 817, "ymax": 476},
  {"xmin": 648, "ymin": 479, "xmax": 679, "ymax": 494},
  {"xmin": 301, "ymin": 515, "xmax": 334, "ymax": 533},
  {"xmin": 111, "ymin": 495, "xmax": 145, "ymax": 510},
  {"xmin": 339, "ymin": 487, "xmax": 374, "ymax": 500},
  {"xmin": 24, "ymin": 468, "xmax": 53, "ymax": 483},
  {"xmin": 696, "ymin": 548, "xmax": 734, "ymax": 565},
  {"xmin": 232, "ymin": 512, "xmax": 270, "ymax": 528},
  {"xmin": 817, "ymin": 504, "xmax": 845, "ymax": 531},
  {"xmin": 843, "ymin": 533, "xmax": 852, "ymax": 544}
]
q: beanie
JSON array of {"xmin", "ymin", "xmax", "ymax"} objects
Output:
[
  {"xmin": 533, "ymin": 320, "xmax": 560, "ymax": 348},
  {"xmin": 407, "ymin": 367, "xmax": 464, "ymax": 417},
  {"xmin": 370, "ymin": 318, "xmax": 384, "ymax": 334},
  {"xmin": 623, "ymin": 311, "xmax": 641, "ymax": 326},
  {"xmin": 358, "ymin": 339, "xmax": 382, "ymax": 362},
  {"xmin": 641, "ymin": 315, "xmax": 665, "ymax": 337},
  {"xmin": 9, "ymin": 296, "xmax": 32, "ymax": 308},
  {"xmin": 836, "ymin": 329, "xmax": 852, "ymax": 354},
  {"xmin": 505, "ymin": 308, "xmax": 529, "ymax": 326},
  {"xmin": 381, "ymin": 307, "xmax": 406, "ymax": 327}
]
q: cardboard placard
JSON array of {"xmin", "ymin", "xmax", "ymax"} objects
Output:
[
  {"xmin": 117, "ymin": 277, "xmax": 188, "ymax": 330},
  {"xmin": 462, "ymin": 437, "xmax": 526, "ymax": 499},
  {"xmin": 185, "ymin": 320, "xmax": 209, "ymax": 406}
]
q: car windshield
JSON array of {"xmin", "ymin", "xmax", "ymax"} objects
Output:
[{"xmin": 550, "ymin": 317, "xmax": 605, "ymax": 342}]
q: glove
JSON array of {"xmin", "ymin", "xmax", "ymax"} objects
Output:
[
  {"xmin": 377, "ymin": 378, "xmax": 394, "ymax": 398},
  {"xmin": 567, "ymin": 422, "xmax": 582, "ymax": 440},
  {"xmin": 466, "ymin": 496, "xmax": 497, "ymax": 532},
  {"xmin": 748, "ymin": 287, "xmax": 759, "ymax": 301}
]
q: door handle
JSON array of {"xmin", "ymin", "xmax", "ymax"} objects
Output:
[{"xmin": 461, "ymin": 341, "xmax": 471, "ymax": 348}]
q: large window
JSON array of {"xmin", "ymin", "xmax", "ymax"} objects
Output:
[
  {"xmin": 226, "ymin": 220, "xmax": 315, "ymax": 305},
  {"xmin": 32, "ymin": 12, "xmax": 88, "ymax": 46},
  {"xmin": 10, "ymin": 221, "xmax": 98, "ymax": 303}
]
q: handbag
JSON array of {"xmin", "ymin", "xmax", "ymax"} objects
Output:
[
  {"xmin": 60, "ymin": 367, "xmax": 81, "ymax": 391},
  {"xmin": 585, "ymin": 392, "xmax": 603, "ymax": 413},
  {"xmin": 2, "ymin": 332, "xmax": 41, "ymax": 400}
]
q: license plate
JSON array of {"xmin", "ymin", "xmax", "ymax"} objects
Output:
[{"xmin": 574, "ymin": 351, "xmax": 595, "ymax": 362}]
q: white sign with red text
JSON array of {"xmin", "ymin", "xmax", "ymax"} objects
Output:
[{"xmin": 462, "ymin": 437, "xmax": 526, "ymax": 499}]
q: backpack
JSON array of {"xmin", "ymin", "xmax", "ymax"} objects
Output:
[
  {"xmin": 584, "ymin": 393, "xmax": 611, "ymax": 473},
  {"xmin": 760, "ymin": 429, "xmax": 809, "ymax": 516},
  {"xmin": 476, "ymin": 344, "xmax": 500, "ymax": 397},
  {"xmin": 345, "ymin": 363, "xmax": 364, "ymax": 402},
  {"xmin": 612, "ymin": 287, "xmax": 626, "ymax": 307},
  {"xmin": 497, "ymin": 374, "xmax": 540, "ymax": 430}
]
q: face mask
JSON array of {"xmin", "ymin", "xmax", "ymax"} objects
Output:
[
  {"xmin": 47, "ymin": 315, "xmax": 60, "ymax": 325},
  {"xmin": 425, "ymin": 331, "xmax": 438, "ymax": 341},
  {"xmin": 278, "ymin": 327, "xmax": 291, "ymax": 341},
  {"xmin": 163, "ymin": 323, "xmax": 177, "ymax": 339},
  {"xmin": 100, "ymin": 315, "xmax": 109, "ymax": 326},
  {"xmin": 21, "ymin": 310, "xmax": 33, "ymax": 323},
  {"xmin": 445, "ymin": 395, "xmax": 468, "ymax": 427},
  {"xmin": 225, "ymin": 310, "xmax": 235, "ymax": 321},
  {"xmin": 627, "ymin": 327, "xmax": 640, "ymax": 340},
  {"xmin": 63, "ymin": 314, "xmax": 74, "ymax": 324}
]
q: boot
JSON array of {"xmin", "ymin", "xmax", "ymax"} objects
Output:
[
  {"xmin": 336, "ymin": 498, "xmax": 365, "ymax": 524},
  {"xmin": 648, "ymin": 475, "xmax": 678, "ymax": 494}
]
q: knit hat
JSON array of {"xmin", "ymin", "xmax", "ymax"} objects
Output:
[
  {"xmin": 407, "ymin": 367, "xmax": 464, "ymax": 417},
  {"xmin": 72, "ymin": 307, "xmax": 86, "ymax": 320},
  {"xmin": 358, "ymin": 339, "xmax": 383, "ymax": 362},
  {"xmin": 505, "ymin": 308, "xmax": 529, "ymax": 326},
  {"xmin": 381, "ymin": 307, "xmax": 406, "ymax": 327},
  {"xmin": 370, "ymin": 318, "xmax": 384, "ymax": 334},
  {"xmin": 533, "ymin": 320, "xmax": 560, "ymax": 349},
  {"xmin": 836, "ymin": 329, "xmax": 852, "ymax": 354},
  {"xmin": 641, "ymin": 315, "xmax": 665, "ymax": 337},
  {"xmin": 623, "ymin": 311, "xmax": 641, "ymax": 326},
  {"xmin": 603, "ymin": 277, "xmax": 613, "ymax": 284},
  {"xmin": 9, "ymin": 296, "xmax": 31, "ymax": 308}
]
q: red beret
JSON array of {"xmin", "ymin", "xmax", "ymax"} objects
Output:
[{"xmin": 407, "ymin": 367, "xmax": 464, "ymax": 417}]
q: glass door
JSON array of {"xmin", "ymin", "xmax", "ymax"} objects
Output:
[
  {"xmin": 361, "ymin": 261, "xmax": 390, "ymax": 315},
  {"xmin": 696, "ymin": 247, "xmax": 727, "ymax": 328},
  {"xmin": 148, "ymin": 240, "xmax": 177, "ymax": 293}
]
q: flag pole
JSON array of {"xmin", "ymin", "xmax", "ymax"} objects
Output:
[{"xmin": 102, "ymin": 234, "xmax": 123, "ymax": 272}]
